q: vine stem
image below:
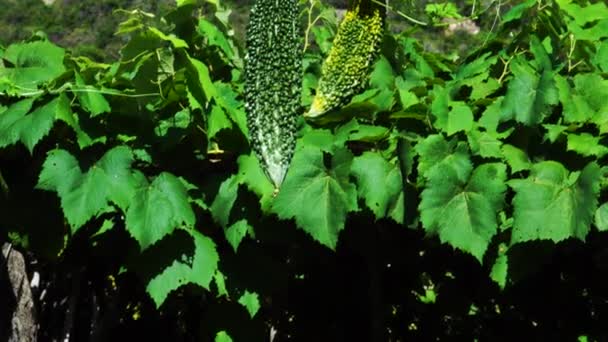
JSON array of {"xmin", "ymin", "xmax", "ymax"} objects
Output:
[
  {"xmin": 303, "ymin": 0, "xmax": 323, "ymax": 53},
  {"xmin": 370, "ymin": 0, "xmax": 428, "ymax": 26},
  {"xmin": 10, "ymin": 83, "xmax": 160, "ymax": 98}
]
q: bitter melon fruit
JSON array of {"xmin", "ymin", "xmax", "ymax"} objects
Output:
[
  {"xmin": 306, "ymin": 0, "xmax": 385, "ymax": 118},
  {"xmin": 244, "ymin": 0, "xmax": 303, "ymax": 188}
]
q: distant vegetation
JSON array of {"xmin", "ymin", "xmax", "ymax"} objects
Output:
[
  {"xmin": 0, "ymin": 0, "xmax": 174, "ymax": 60},
  {"xmin": 0, "ymin": 0, "xmax": 500, "ymax": 60}
]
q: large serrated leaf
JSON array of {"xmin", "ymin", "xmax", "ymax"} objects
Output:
[
  {"xmin": 272, "ymin": 145, "xmax": 358, "ymax": 249},
  {"xmin": 419, "ymin": 163, "xmax": 507, "ymax": 262},
  {"xmin": 0, "ymin": 40, "xmax": 65, "ymax": 90},
  {"xmin": 509, "ymin": 162, "xmax": 601, "ymax": 244},
  {"xmin": 0, "ymin": 95, "xmax": 72, "ymax": 152},
  {"xmin": 146, "ymin": 229, "xmax": 218, "ymax": 308},
  {"xmin": 351, "ymin": 152, "xmax": 404, "ymax": 223},
  {"xmin": 126, "ymin": 172, "xmax": 195, "ymax": 250},
  {"xmin": 37, "ymin": 147, "xmax": 141, "ymax": 233},
  {"xmin": 502, "ymin": 58, "xmax": 558, "ymax": 126},
  {"xmin": 416, "ymin": 134, "xmax": 472, "ymax": 184}
]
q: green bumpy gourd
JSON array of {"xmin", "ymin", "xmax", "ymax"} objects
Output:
[
  {"xmin": 306, "ymin": 0, "xmax": 384, "ymax": 118},
  {"xmin": 244, "ymin": 0, "xmax": 302, "ymax": 188}
]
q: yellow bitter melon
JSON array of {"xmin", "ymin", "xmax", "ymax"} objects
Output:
[
  {"xmin": 244, "ymin": 0, "xmax": 302, "ymax": 188},
  {"xmin": 306, "ymin": 0, "xmax": 385, "ymax": 118}
]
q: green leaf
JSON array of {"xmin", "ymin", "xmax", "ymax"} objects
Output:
[
  {"xmin": 594, "ymin": 40, "xmax": 608, "ymax": 73},
  {"xmin": 573, "ymin": 73, "xmax": 608, "ymax": 114},
  {"xmin": 213, "ymin": 270, "xmax": 228, "ymax": 297},
  {"xmin": 238, "ymin": 290, "xmax": 260, "ymax": 318},
  {"xmin": 556, "ymin": 0, "xmax": 608, "ymax": 26},
  {"xmin": 555, "ymin": 74, "xmax": 593, "ymax": 123},
  {"xmin": 396, "ymin": 76, "xmax": 421, "ymax": 109},
  {"xmin": 74, "ymin": 72, "xmax": 111, "ymax": 116},
  {"xmin": 198, "ymin": 18, "xmax": 235, "ymax": 59},
  {"xmin": 0, "ymin": 97, "xmax": 35, "ymax": 147},
  {"xmin": 509, "ymin": 162, "xmax": 601, "ymax": 244},
  {"xmin": 567, "ymin": 133, "xmax": 608, "ymax": 157},
  {"xmin": 0, "ymin": 95, "xmax": 71, "ymax": 152},
  {"xmin": 446, "ymin": 102, "xmax": 474, "ymax": 135},
  {"xmin": 37, "ymin": 147, "xmax": 140, "ymax": 232},
  {"xmin": 273, "ymin": 146, "xmax": 358, "ymax": 249},
  {"xmin": 335, "ymin": 120, "xmax": 389, "ymax": 143},
  {"xmin": 502, "ymin": 58, "xmax": 558, "ymax": 125},
  {"xmin": 369, "ymin": 56, "xmax": 395, "ymax": 89},
  {"xmin": 543, "ymin": 124, "xmax": 568, "ymax": 143},
  {"xmin": 467, "ymin": 130, "xmax": 502, "ymax": 159},
  {"xmin": 501, "ymin": 0, "xmax": 535, "ymax": 23},
  {"xmin": 478, "ymin": 97, "xmax": 504, "ymax": 134},
  {"xmin": 37, "ymin": 149, "xmax": 82, "ymax": 199},
  {"xmin": 215, "ymin": 331, "xmax": 233, "ymax": 342},
  {"xmin": 210, "ymin": 154, "xmax": 275, "ymax": 228},
  {"xmin": 146, "ymin": 229, "xmax": 218, "ymax": 308},
  {"xmin": 490, "ymin": 243, "xmax": 508, "ymax": 289},
  {"xmin": 236, "ymin": 154, "xmax": 274, "ymax": 211},
  {"xmin": 210, "ymin": 175, "xmax": 239, "ymax": 227},
  {"xmin": 155, "ymin": 109, "xmax": 191, "ymax": 142},
  {"xmin": 470, "ymin": 77, "xmax": 500, "ymax": 101},
  {"xmin": 207, "ymin": 105, "xmax": 232, "ymax": 139},
  {"xmin": 351, "ymin": 152, "xmax": 404, "ymax": 223},
  {"xmin": 416, "ymin": 134, "xmax": 472, "ymax": 184},
  {"xmin": 126, "ymin": 172, "xmax": 196, "ymax": 250},
  {"xmin": 595, "ymin": 203, "xmax": 608, "ymax": 231},
  {"xmin": 501, "ymin": 144, "xmax": 531, "ymax": 173},
  {"xmin": 419, "ymin": 163, "xmax": 507, "ymax": 262},
  {"xmin": 430, "ymin": 84, "xmax": 450, "ymax": 131},
  {"xmin": 225, "ymin": 219, "xmax": 251, "ymax": 253},
  {"xmin": 215, "ymin": 82, "xmax": 248, "ymax": 136},
  {"xmin": 185, "ymin": 53, "xmax": 217, "ymax": 108},
  {"xmin": 300, "ymin": 129, "xmax": 336, "ymax": 153},
  {"xmin": 147, "ymin": 27, "xmax": 189, "ymax": 49},
  {"xmin": 0, "ymin": 40, "xmax": 65, "ymax": 90}
]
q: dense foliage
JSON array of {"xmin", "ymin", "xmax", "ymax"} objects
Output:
[{"xmin": 1, "ymin": 0, "xmax": 608, "ymax": 340}]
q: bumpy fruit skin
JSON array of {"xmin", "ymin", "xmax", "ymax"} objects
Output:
[
  {"xmin": 306, "ymin": 1, "xmax": 384, "ymax": 118},
  {"xmin": 244, "ymin": 0, "xmax": 302, "ymax": 188}
]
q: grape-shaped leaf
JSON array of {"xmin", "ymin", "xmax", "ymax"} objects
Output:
[
  {"xmin": 37, "ymin": 147, "xmax": 140, "ymax": 232},
  {"xmin": 237, "ymin": 154, "xmax": 274, "ymax": 211},
  {"xmin": 146, "ymin": 229, "xmax": 218, "ymax": 308},
  {"xmin": 185, "ymin": 54, "xmax": 217, "ymax": 109},
  {"xmin": 351, "ymin": 152, "xmax": 404, "ymax": 223},
  {"xmin": 416, "ymin": 134, "xmax": 472, "ymax": 183},
  {"xmin": 467, "ymin": 130, "xmax": 502, "ymax": 159},
  {"xmin": 446, "ymin": 102, "xmax": 474, "ymax": 135},
  {"xmin": 198, "ymin": 19, "xmax": 235, "ymax": 60},
  {"xmin": 238, "ymin": 290, "xmax": 261, "ymax": 318},
  {"xmin": 210, "ymin": 154, "xmax": 275, "ymax": 230},
  {"xmin": 502, "ymin": 57, "xmax": 558, "ymax": 126},
  {"xmin": 509, "ymin": 161, "xmax": 601, "ymax": 244},
  {"xmin": 567, "ymin": 133, "xmax": 608, "ymax": 157},
  {"xmin": 210, "ymin": 175, "xmax": 239, "ymax": 228},
  {"xmin": 273, "ymin": 146, "xmax": 358, "ymax": 249},
  {"xmin": 225, "ymin": 219, "xmax": 251, "ymax": 253},
  {"xmin": 419, "ymin": 163, "xmax": 507, "ymax": 262},
  {"xmin": 126, "ymin": 172, "xmax": 195, "ymax": 250},
  {"xmin": 501, "ymin": 144, "xmax": 531, "ymax": 173},
  {"xmin": 595, "ymin": 203, "xmax": 608, "ymax": 232},
  {"xmin": 215, "ymin": 331, "xmax": 233, "ymax": 342},
  {"xmin": 0, "ymin": 95, "xmax": 72, "ymax": 152},
  {"xmin": 74, "ymin": 72, "xmax": 111, "ymax": 117},
  {"xmin": 207, "ymin": 105, "xmax": 232, "ymax": 140},
  {"xmin": 0, "ymin": 40, "xmax": 65, "ymax": 89},
  {"xmin": 490, "ymin": 243, "xmax": 509, "ymax": 290}
]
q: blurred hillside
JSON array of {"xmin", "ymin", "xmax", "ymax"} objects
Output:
[
  {"xmin": 0, "ymin": 0, "xmax": 501, "ymax": 61},
  {"xmin": 0, "ymin": 0, "xmax": 175, "ymax": 60}
]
